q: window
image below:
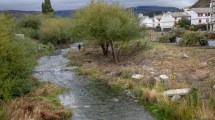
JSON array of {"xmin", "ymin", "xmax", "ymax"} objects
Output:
[
  {"xmin": 199, "ymin": 19, "xmax": 202, "ymax": 24},
  {"xmin": 208, "ymin": 13, "xmax": 211, "ymax": 16},
  {"xmin": 198, "ymin": 13, "xmax": 203, "ymax": 17},
  {"xmin": 206, "ymin": 19, "xmax": 209, "ymax": 23}
]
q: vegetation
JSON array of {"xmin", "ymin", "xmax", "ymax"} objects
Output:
[
  {"xmin": 179, "ymin": 31, "xmax": 208, "ymax": 46},
  {"xmin": 0, "ymin": 11, "xmax": 71, "ymax": 119},
  {"xmin": 17, "ymin": 14, "xmax": 41, "ymax": 39},
  {"xmin": 39, "ymin": 17, "xmax": 72, "ymax": 45},
  {"xmin": 73, "ymin": 1, "xmax": 142, "ymax": 63},
  {"xmin": 177, "ymin": 18, "xmax": 191, "ymax": 29},
  {"xmin": 158, "ymin": 29, "xmax": 185, "ymax": 43}
]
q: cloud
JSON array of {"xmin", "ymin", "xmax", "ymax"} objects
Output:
[{"xmin": 0, "ymin": 0, "xmax": 198, "ymax": 11}]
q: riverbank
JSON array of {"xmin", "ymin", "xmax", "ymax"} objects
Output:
[
  {"xmin": 68, "ymin": 42, "xmax": 215, "ymax": 119},
  {"xmin": 0, "ymin": 80, "xmax": 72, "ymax": 120}
]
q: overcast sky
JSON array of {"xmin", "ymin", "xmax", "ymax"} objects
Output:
[{"xmin": 0, "ymin": 0, "xmax": 198, "ymax": 11}]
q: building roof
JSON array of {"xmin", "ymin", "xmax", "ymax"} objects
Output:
[
  {"xmin": 170, "ymin": 12, "xmax": 191, "ymax": 17},
  {"xmin": 192, "ymin": 8, "xmax": 212, "ymax": 13},
  {"xmin": 155, "ymin": 15, "xmax": 162, "ymax": 19}
]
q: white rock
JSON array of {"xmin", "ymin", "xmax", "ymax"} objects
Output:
[
  {"xmin": 84, "ymin": 105, "xmax": 91, "ymax": 108},
  {"xmin": 182, "ymin": 54, "xmax": 189, "ymax": 58},
  {"xmin": 113, "ymin": 98, "xmax": 119, "ymax": 102},
  {"xmin": 132, "ymin": 74, "xmax": 144, "ymax": 79},
  {"xmin": 159, "ymin": 75, "xmax": 169, "ymax": 80},
  {"xmin": 164, "ymin": 88, "xmax": 191, "ymax": 96},
  {"xmin": 171, "ymin": 95, "xmax": 181, "ymax": 102},
  {"xmin": 15, "ymin": 34, "xmax": 25, "ymax": 39},
  {"xmin": 150, "ymin": 72, "xmax": 156, "ymax": 75},
  {"xmin": 213, "ymin": 85, "xmax": 215, "ymax": 89}
]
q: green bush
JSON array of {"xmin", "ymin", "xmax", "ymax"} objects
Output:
[
  {"xmin": 17, "ymin": 14, "xmax": 41, "ymax": 30},
  {"xmin": 189, "ymin": 26, "xmax": 195, "ymax": 31},
  {"xmin": 16, "ymin": 15, "xmax": 41, "ymax": 39},
  {"xmin": 158, "ymin": 32, "xmax": 177, "ymax": 43},
  {"xmin": 18, "ymin": 28, "xmax": 39, "ymax": 39},
  {"xmin": 0, "ymin": 13, "xmax": 40, "ymax": 100},
  {"xmin": 39, "ymin": 18, "xmax": 72, "ymax": 45},
  {"xmin": 178, "ymin": 31, "xmax": 208, "ymax": 46}
]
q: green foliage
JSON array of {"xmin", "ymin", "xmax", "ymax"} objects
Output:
[
  {"xmin": 159, "ymin": 32, "xmax": 177, "ymax": 43},
  {"xmin": 73, "ymin": 1, "xmax": 141, "ymax": 43},
  {"xmin": 16, "ymin": 15, "xmax": 41, "ymax": 39},
  {"xmin": 189, "ymin": 25, "xmax": 195, "ymax": 31},
  {"xmin": 17, "ymin": 15, "xmax": 41, "ymax": 30},
  {"xmin": 0, "ymin": 13, "xmax": 53, "ymax": 100},
  {"xmin": 159, "ymin": 29, "xmax": 185, "ymax": 43},
  {"xmin": 177, "ymin": 18, "xmax": 191, "ymax": 28},
  {"xmin": 18, "ymin": 28, "xmax": 39, "ymax": 39},
  {"xmin": 39, "ymin": 18, "xmax": 72, "ymax": 45},
  {"xmin": 179, "ymin": 31, "xmax": 208, "ymax": 46},
  {"xmin": 42, "ymin": 0, "xmax": 54, "ymax": 15}
]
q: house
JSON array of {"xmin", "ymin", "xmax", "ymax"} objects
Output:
[
  {"xmin": 160, "ymin": 12, "xmax": 175, "ymax": 31},
  {"xmin": 185, "ymin": 8, "xmax": 212, "ymax": 25},
  {"xmin": 170, "ymin": 12, "xmax": 191, "ymax": 23},
  {"xmin": 139, "ymin": 16, "xmax": 154, "ymax": 28},
  {"xmin": 154, "ymin": 15, "xmax": 162, "ymax": 27},
  {"xmin": 153, "ymin": 12, "xmax": 190, "ymax": 31}
]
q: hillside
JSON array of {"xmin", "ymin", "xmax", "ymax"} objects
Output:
[
  {"xmin": 192, "ymin": 0, "xmax": 210, "ymax": 8},
  {"xmin": 0, "ymin": 6, "xmax": 178, "ymax": 18},
  {"xmin": 0, "ymin": 10, "xmax": 75, "ymax": 18},
  {"xmin": 131, "ymin": 6, "xmax": 178, "ymax": 14}
]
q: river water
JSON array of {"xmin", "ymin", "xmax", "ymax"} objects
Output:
[{"xmin": 34, "ymin": 43, "xmax": 155, "ymax": 120}]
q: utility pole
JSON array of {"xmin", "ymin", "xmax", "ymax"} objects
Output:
[{"xmin": 211, "ymin": 0, "xmax": 215, "ymax": 32}]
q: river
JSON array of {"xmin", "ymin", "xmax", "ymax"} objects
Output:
[{"xmin": 34, "ymin": 43, "xmax": 155, "ymax": 120}]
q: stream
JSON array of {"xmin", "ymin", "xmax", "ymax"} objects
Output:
[{"xmin": 34, "ymin": 43, "xmax": 155, "ymax": 120}]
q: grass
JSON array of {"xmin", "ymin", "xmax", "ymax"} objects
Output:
[{"xmin": 0, "ymin": 81, "xmax": 72, "ymax": 120}]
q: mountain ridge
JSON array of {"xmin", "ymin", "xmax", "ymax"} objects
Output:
[{"xmin": 0, "ymin": 6, "xmax": 179, "ymax": 18}]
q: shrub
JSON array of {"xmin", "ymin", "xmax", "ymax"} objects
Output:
[
  {"xmin": 0, "ymin": 38, "xmax": 37, "ymax": 100},
  {"xmin": 158, "ymin": 32, "xmax": 177, "ymax": 43},
  {"xmin": 18, "ymin": 28, "xmax": 39, "ymax": 39},
  {"xmin": 16, "ymin": 15, "xmax": 41, "ymax": 39},
  {"xmin": 179, "ymin": 31, "xmax": 208, "ymax": 46},
  {"xmin": 17, "ymin": 14, "xmax": 41, "ymax": 30},
  {"xmin": 39, "ymin": 18, "xmax": 72, "ymax": 45},
  {"xmin": 189, "ymin": 26, "xmax": 195, "ymax": 31}
]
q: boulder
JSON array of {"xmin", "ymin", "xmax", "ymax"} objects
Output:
[
  {"xmin": 132, "ymin": 74, "xmax": 144, "ymax": 79},
  {"xmin": 182, "ymin": 54, "xmax": 189, "ymax": 59},
  {"xmin": 159, "ymin": 75, "xmax": 169, "ymax": 80},
  {"xmin": 164, "ymin": 88, "xmax": 191, "ymax": 96},
  {"xmin": 213, "ymin": 85, "xmax": 215, "ymax": 90},
  {"xmin": 113, "ymin": 98, "xmax": 119, "ymax": 102},
  {"xmin": 171, "ymin": 95, "xmax": 181, "ymax": 102}
]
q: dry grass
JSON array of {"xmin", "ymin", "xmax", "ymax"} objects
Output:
[
  {"xmin": 69, "ymin": 42, "xmax": 215, "ymax": 119},
  {"xmin": 1, "ymin": 82, "xmax": 72, "ymax": 120}
]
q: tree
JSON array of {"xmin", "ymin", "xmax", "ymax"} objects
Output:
[
  {"xmin": 42, "ymin": 0, "xmax": 54, "ymax": 15},
  {"xmin": 73, "ymin": 1, "xmax": 141, "ymax": 63},
  {"xmin": 177, "ymin": 18, "xmax": 191, "ymax": 28}
]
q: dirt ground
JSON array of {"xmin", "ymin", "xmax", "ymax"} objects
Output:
[{"xmin": 68, "ymin": 42, "xmax": 215, "ymax": 90}]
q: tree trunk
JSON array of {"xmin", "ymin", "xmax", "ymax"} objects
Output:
[
  {"xmin": 110, "ymin": 40, "xmax": 118, "ymax": 64},
  {"xmin": 105, "ymin": 42, "xmax": 109, "ymax": 56},
  {"xmin": 101, "ymin": 44, "xmax": 106, "ymax": 56}
]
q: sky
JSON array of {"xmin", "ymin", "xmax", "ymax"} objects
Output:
[{"xmin": 0, "ymin": 0, "xmax": 198, "ymax": 11}]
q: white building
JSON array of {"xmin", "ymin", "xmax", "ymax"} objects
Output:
[
  {"xmin": 160, "ymin": 12, "xmax": 175, "ymax": 31},
  {"xmin": 185, "ymin": 8, "xmax": 212, "ymax": 25},
  {"xmin": 154, "ymin": 15, "xmax": 162, "ymax": 28},
  {"xmin": 139, "ymin": 16, "xmax": 154, "ymax": 28}
]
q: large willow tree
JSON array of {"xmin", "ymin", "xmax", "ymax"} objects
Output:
[{"xmin": 73, "ymin": 1, "xmax": 141, "ymax": 63}]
